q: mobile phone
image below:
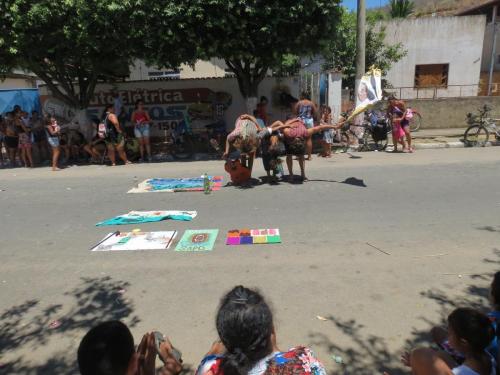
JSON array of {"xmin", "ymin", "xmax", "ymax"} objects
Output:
[{"xmin": 153, "ymin": 331, "xmax": 183, "ymax": 364}]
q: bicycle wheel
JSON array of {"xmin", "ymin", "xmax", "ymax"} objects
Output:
[
  {"xmin": 360, "ymin": 129, "xmax": 372, "ymax": 152},
  {"xmin": 464, "ymin": 125, "xmax": 489, "ymax": 147},
  {"xmin": 409, "ymin": 112, "xmax": 422, "ymax": 132},
  {"xmin": 336, "ymin": 131, "xmax": 350, "ymax": 153}
]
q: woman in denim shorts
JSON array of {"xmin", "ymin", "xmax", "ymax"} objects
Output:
[{"xmin": 131, "ymin": 100, "xmax": 152, "ymax": 162}]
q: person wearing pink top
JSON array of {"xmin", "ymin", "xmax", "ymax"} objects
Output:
[{"xmin": 131, "ymin": 100, "xmax": 152, "ymax": 162}]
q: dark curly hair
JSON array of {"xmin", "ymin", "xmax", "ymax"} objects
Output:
[
  {"xmin": 78, "ymin": 321, "xmax": 135, "ymax": 375},
  {"xmin": 448, "ymin": 308, "xmax": 494, "ymax": 354},
  {"xmin": 287, "ymin": 137, "xmax": 306, "ymax": 156},
  {"xmin": 216, "ymin": 286, "xmax": 273, "ymax": 375}
]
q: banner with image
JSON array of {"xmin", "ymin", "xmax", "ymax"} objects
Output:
[{"xmin": 347, "ymin": 68, "xmax": 383, "ymax": 122}]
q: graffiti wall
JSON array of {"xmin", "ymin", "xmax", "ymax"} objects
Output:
[{"xmin": 39, "ymin": 76, "xmax": 300, "ymax": 138}]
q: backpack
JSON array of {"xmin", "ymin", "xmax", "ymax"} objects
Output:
[{"xmin": 97, "ymin": 114, "xmax": 109, "ymax": 139}]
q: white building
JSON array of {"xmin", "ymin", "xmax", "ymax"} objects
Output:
[
  {"xmin": 381, "ymin": 15, "xmax": 486, "ymax": 99},
  {"xmin": 458, "ymin": 0, "xmax": 500, "ymax": 95},
  {"xmin": 0, "ymin": 70, "xmax": 39, "ymax": 89},
  {"xmin": 128, "ymin": 58, "xmax": 230, "ymax": 81}
]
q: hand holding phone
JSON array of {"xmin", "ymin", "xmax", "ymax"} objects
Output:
[{"xmin": 153, "ymin": 331, "xmax": 183, "ymax": 364}]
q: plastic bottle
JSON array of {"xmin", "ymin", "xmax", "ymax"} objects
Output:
[
  {"xmin": 133, "ymin": 176, "xmax": 138, "ymax": 188},
  {"xmin": 203, "ymin": 173, "xmax": 211, "ymax": 194}
]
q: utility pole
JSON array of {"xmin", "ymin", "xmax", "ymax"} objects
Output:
[
  {"xmin": 488, "ymin": 5, "xmax": 498, "ymax": 96},
  {"xmin": 355, "ymin": 0, "xmax": 366, "ymax": 96}
]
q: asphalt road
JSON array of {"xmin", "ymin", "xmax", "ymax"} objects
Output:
[{"xmin": 1, "ymin": 147, "xmax": 499, "ymax": 374}]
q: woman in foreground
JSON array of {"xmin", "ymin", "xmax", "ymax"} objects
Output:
[{"xmin": 196, "ymin": 285, "xmax": 327, "ymax": 375}]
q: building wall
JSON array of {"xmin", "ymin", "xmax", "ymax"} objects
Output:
[
  {"xmin": 404, "ymin": 96, "xmax": 500, "ymax": 129},
  {"xmin": 382, "ymin": 16, "xmax": 486, "ymax": 98},
  {"xmin": 179, "ymin": 59, "xmax": 228, "ymax": 79},
  {"xmin": 481, "ymin": 22, "xmax": 500, "ymax": 72},
  {"xmin": 39, "ymin": 76, "xmax": 300, "ymax": 139},
  {"xmin": 0, "ymin": 77, "xmax": 37, "ymax": 89},
  {"xmin": 128, "ymin": 59, "xmax": 228, "ymax": 81}
]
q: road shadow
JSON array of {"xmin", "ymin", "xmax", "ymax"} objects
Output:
[
  {"xmin": 0, "ymin": 276, "xmax": 139, "ymax": 374},
  {"xmin": 308, "ymin": 249, "xmax": 498, "ymax": 375},
  {"xmin": 306, "ymin": 177, "xmax": 367, "ymax": 188},
  {"xmin": 477, "ymin": 226, "xmax": 500, "ymax": 234},
  {"xmin": 225, "ymin": 178, "xmax": 263, "ymax": 189},
  {"xmin": 309, "ymin": 316, "xmax": 403, "ymax": 375}
]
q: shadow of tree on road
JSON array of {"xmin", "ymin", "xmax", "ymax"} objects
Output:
[
  {"xmin": 308, "ymin": 249, "xmax": 499, "ymax": 375},
  {"xmin": 477, "ymin": 226, "xmax": 500, "ymax": 234},
  {"xmin": 309, "ymin": 317, "xmax": 401, "ymax": 375},
  {"xmin": 0, "ymin": 276, "xmax": 139, "ymax": 374}
]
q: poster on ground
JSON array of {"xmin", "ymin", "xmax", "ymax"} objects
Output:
[
  {"xmin": 91, "ymin": 231, "xmax": 177, "ymax": 252},
  {"xmin": 175, "ymin": 230, "xmax": 219, "ymax": 252}
]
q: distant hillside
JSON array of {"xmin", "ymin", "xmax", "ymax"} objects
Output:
[{"xmin": 412, "ymin": 0, "xmax": 491, "ymax": 16}]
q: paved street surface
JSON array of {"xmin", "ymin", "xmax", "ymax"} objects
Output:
[{"xmin": 1, "ymin": 148, "xmax": 499, "ymax": 374}]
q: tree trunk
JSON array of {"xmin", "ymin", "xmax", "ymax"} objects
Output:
[
  {"xmin": 71, "ymin": 108, "xmax": 94, "ymax": 141},
  {"xmin": 225, "ymin": 59, "xmax": 268, "ymax": 113}
]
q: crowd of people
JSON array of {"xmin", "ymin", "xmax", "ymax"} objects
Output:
[
  {"xmin": 0, "ymin": 94, "xmax": 414, "ymax": 174},
  {"xmin": 0, "ymin": 101, "xmax": 141, "ymax": 171},
  {"xmin": 77, "ymin": 273, "xmax": 500, "ymax": 375}
]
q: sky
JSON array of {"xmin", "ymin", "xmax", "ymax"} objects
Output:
[{"xmin": 342, "ymin": 0, "xmax": 389, "ymax": 10}]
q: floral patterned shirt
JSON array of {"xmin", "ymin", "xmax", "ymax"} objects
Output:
[{"xmin": 196, "ymin": 346, "xmax": 327, "ymax": 375}]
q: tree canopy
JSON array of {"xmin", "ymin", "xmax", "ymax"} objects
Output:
[
  {"xmin": 0, "ymin": 0, "xmax": 140, "ymax": 108},
  {"xmin": 322, "ymin": 8, "xmax": 407, "ymax": 89},
  {"xmin": 1, "ymin": 0, "xmax": 403, "ymax": 110},
  {"xmin": 144, "ymin": 0, "xmax": 343, "ymax": 99}
]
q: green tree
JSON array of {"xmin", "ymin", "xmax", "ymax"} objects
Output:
[
  {"xmin": 146, "ymin": 1, "xmax": 342, "ymax": 102},
  {"xmin": 323, "ymin": 8, "xmax": 406, "ymax": 89},
  {"xmin": 389, "ymin": 0, "xmax": 415, "ymax": 18},
  {"xmin": 0, "ymin": 0, "xmax": 140, "ymax": 109}
]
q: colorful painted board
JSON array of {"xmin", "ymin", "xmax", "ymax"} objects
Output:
[
  {"xmin": 128, "ymin": 177, "xmax": 223, "ymax": 194},
  {"xmin": 91, "ymin": 231, "xmax": 177, "ymax": 252},
  {"xmin": 226, "ymin": 229, "xmax": 281, "ymax": 245},
  {"xmin": 175, "ymin": 230, "xmax": 219, "ymax": 252},
  {"xmin": 96, "ymin": 211, "xmax": 197, "ymax": 226}
]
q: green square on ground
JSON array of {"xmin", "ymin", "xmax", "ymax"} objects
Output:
[{"xmin": 266, "ymin": 235, "xmax": 281, "ymax": 244}]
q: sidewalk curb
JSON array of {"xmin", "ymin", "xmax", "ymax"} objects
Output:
[
  {"xmin": 414, "ymin": 141, "xmax": 500, "ymax": 150},
  {"xmin": 414, "ymin": 141, "xmax": 465, "ymax": 150}
]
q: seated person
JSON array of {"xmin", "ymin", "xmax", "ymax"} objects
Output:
[
  {"xmin": 78, "ymin": 320, "xmax": 182, "ymax": 375},
  {"xmin": 402, "ymin": 308, "xmax": 495, "ymax": 375},
  {"xmin": 431, "ymin": 271, "xmax": 500, "ymax": 363},
  {"xmin": 196, "ymin": 286, "xmax": 327, "ymax": 375},
  {"xmin": 270, "ymin": 118, "xmax": 342, "ymax": 181},
  {"xmin": 67, "ymin": 129, "xmax": 96, "ymax": 163},
  {"xmin": 223, "ymin": 114, "xmax": 260, "ymax": 174}
]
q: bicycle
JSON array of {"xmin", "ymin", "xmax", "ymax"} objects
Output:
[
  {"xmin": 463, "ymin": 105, "xmax": 500, "ymax": 147},
  {"xmin": 407, "ymin": 108, "xmax": 422, "ymax": 132},
  {"xmin": 336, "ymin": 110, "xmax": 390, "ymax": 152}
]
